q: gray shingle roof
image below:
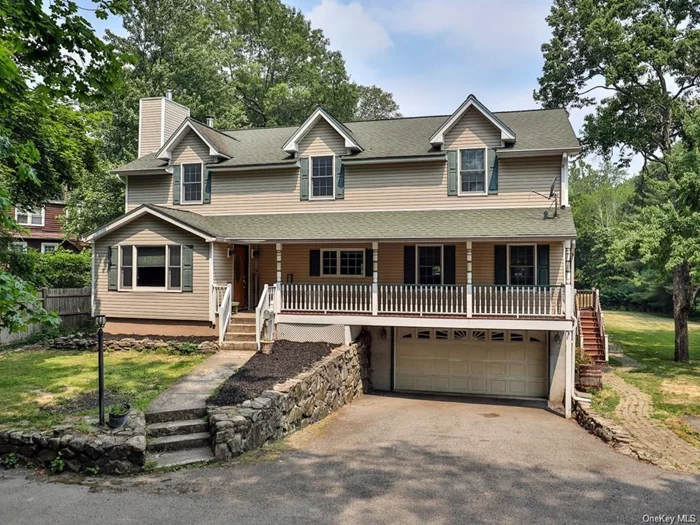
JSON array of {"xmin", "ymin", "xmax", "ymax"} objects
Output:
[
  {"xmin": 148, "ymin": 205, "xmax": 575, "ymax": 241},
  {"xmin": 114, "ymin": 107, "xmax": 579, "ymax": 172}
]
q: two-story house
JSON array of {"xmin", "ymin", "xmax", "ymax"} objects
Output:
[
  {"xmin": 10, "ymin": 202, "xmax": 80, "ymax": 253},
  {"xmin": 86, "ymin": 93, "xmax": 584, "ymax": 416}
]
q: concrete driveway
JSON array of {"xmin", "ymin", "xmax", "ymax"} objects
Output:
[{"xmin": 1, "ymin": 393, "xmax": 699, "ymax": 525}]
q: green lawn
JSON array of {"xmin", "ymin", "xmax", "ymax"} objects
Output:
[
  {"xmin": 604, "ymin": 311, "xmax": 700, "ymax": 445},
  {"xmin": 0, "ymin": 349, "xmax": 207, "ymax": 430}
]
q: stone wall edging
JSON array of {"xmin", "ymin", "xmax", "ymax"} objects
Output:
[
  {"xmin": 209, "ymin": 334, "xmax": 371, "ymax": 461},
  {"xmin": 19, "ymin": 333, "xmax": 219, "ymax": 354}
]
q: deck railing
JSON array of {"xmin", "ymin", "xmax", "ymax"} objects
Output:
[
  {"xmin": 472, "ymin": 285, "xmax": 565, "ymax": 317},
  {"xmin": 280, "ymin": 283, "xmax": 372, "ymax": 313},
  {"xmin": 379, "ymin": 284, "xmax": 467, "ymax": 316}
]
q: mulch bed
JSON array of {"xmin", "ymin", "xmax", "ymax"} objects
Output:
[{"xmin": 208, "ymin": 340, "xmax": 336, "ymax": 406}]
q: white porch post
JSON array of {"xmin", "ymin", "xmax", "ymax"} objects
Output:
[
  {"xmin": 564, "ymin": 240, "xmax": 573, "ymax": 320},
  {"xmin": 565, "ymin": 330, "xmax": 573, "ymax": 418},
  {"xmin": 275, "ymin": 243, "xmax": 282, "ymax": 313},
  {"xmin": 209, "ymin": 242, "xmax": 215, "ymax": 324},
  {"xmin": 466, "ymin": 241, "xmax": 473, "ymax": 318},
  {"xmin": 372, "ymin": 242, "xmax": 378, "ymax": 315}
]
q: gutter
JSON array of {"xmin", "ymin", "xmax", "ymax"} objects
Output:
[
  {"xmin": 207, "ymin": 162, "xmax": 299, "ymax": 172},
  {"xmin": 342, "ymin": 154, "xmax": 446, "ymax": 165}
]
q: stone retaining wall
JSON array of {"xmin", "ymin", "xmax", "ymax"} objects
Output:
[
  {"xmin": 0, "ymin": 411, "xmax": 147, "ymax": 475},
  {"xmin": 23, "ymin": 333, "xmax": 219, "ymax": 354},
  {"xmin": 209, "ymin": 333, "xmax": 370, "ymax": 460}
]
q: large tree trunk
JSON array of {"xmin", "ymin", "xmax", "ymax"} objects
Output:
[{"xmin": 672, "ymin": 262, "xmax": 693, "ymax": 362}]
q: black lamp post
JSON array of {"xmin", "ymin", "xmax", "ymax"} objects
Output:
[{"xmin": 96, "ymin": 315, "xmax": 107, "ymax": 425}]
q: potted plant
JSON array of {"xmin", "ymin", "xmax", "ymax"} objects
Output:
[
  {"xmin": 108, "ymin": 403, "xmax": 131, "ymax": 428},
  {"xmin": 576, "ymin": 350, "xmax": 602, "ymax": 391}
]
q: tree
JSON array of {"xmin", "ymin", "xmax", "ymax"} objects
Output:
[
  {"xmin": 536, "ymin": 0, "xmax": 700, "ymax": 362},
  {"xmin": 353, "ymin": 85, "xmax": 402, "ymax": 121}
]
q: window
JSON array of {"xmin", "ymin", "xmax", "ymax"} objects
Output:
[
  {"xmin": 118, "ymin": 245, "xmax": 183, "ymax": 291},
  {"xmin": 16, "ymin": 207, "xmax": 44, "ymax": 226},
  {"xmin": 417, "ymin": 246, "xmax": 442, "ymax": 285},
  {"xmin": 11, "ymin": 241, "xmax": 27, "ymax": 253},
  {"xmin": 136, "ymin": 246, "xmax": 166, "ymax": 287},
  {"xmin": 169, "ymin": 245, "xmax": 181, "ymax": 289},
  {"xmin": 311, "ymin": 156, "xmax": 334, "ymax": 199},
  {"xmin": 459, "ymin": 149, "xmax": 486, "ymax": 194},
  {"xmin": 321, "ymin": 249, "xmax": 364, "ymax": 276},
  {"xmin": 182, "ymin": 164, "xmax": 203, "ymax": 203},
  {"xmin": 41, "ymin": 243, "xmax": 59, "ymax": 254},
  {"xmin": 509, "ymin": 245, "xmax": 535, "ymax": 285},
  {"xmin": 121, "ymin": 245, "xmax": 133, "ymax": 288}
]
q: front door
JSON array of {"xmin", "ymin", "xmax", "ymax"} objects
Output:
[
  {"xmin": 418, "ymin": 246, "xmax": 443, "ymax": 285},
  {"xmin": 232, "ymin": 245, "xmax": 249, "ymax": 309}
]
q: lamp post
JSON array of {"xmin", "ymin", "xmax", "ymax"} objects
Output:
[{"xmin": 96, "ymin": 315, "xmax": 107, "ymax": 425}]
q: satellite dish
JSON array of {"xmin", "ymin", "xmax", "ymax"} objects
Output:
[
  {"xmin": 548, "ymin": 176, "xmax": 557, "ymax": 198},
  {"xmin": 531, "ymin": 176, "xmax": 559, "ymax": 219}
]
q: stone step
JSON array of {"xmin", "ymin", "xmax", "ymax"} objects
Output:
[
  {"xmin": 148, "ymin": 432, "xmax": 211, "ymax": 453},
  {"xmin": 228, "ymin": 324, "xmax": 255, "ymax": 334},
  {"xmin": 220, "ymin": 341, "xmax": 257, "ymax": 351},
  {"xmin": 148, "ymin": 447, "xmax": 214, "ymax": 469},
  {"xmin": 145, "ymin": 407, "xmax": 207, "ymax": 424},
  {"xmin": 147, "ymin": 418, "xmax": 209, "ymax": 438},
  {"xmin": 225, "ymin": 332, "xmax": 257, "ymax": 342}
]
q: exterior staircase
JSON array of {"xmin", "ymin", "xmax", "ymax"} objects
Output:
[
  {"xmin": 579, "ymin": 308, "xmax": 606, "ymax": 363},
  {"xmin": 146, "ymin": 407, "xmax": 213, "ymax": 468},
  {"xmin": 221, "ymin": 312, "xmax": 257, "ymax": 351}
]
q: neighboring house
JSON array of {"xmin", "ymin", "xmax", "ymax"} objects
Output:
[
  {"xmin": 10, "ymin": 202, "xmax": 80, "ymax": 253},
  {"xmin": 86, "ymin": 92, "xmax": 588, "ymax": 417}
]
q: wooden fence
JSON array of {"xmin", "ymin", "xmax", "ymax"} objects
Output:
[{"xmin": 0, "ymin": 287, "xmax": 92, "ymax": 346}]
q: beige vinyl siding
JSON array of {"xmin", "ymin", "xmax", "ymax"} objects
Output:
[
  {"xmin": 139, "ymin": 99, "xmax": 164, "ymax": 158},
  {"xmin": 298, "ymin": 120, "xmax": 346, "ymax": 157},
  {"xmin": 94, "ymin": 215, "xmax": 210, "ymax": 321},
  {"xmin": 172, "ymin": 129, "xmax": 217, "ymax": 166},
  {"xmin": 443, "ymin": 107, "xmax": 502, "ymax": 150},
  {"xmin": 127, "ymin": 174, "xmax": 172, "ymax": 211},
  {"xmin": 163, "ymin": 99, "xmax": 190, "ymax": 144},
  {"xmin": 213, "ymin": 242, "xmax": 231, "ymax": 285}
]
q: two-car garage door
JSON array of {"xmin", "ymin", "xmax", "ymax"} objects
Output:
[{"xmin": 395, "ymin": 328, "xmax": 548, "ymax": 398}]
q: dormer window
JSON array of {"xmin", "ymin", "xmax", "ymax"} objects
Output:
[
  {"xmin": 16, "ymin": 207, "xmax": 45, "ymax": 226},
  {"xmin": 182, "ymin": 163, "xmax": 203, "ymax": 203},
  {"xmin": 459, "ymin": 149, "xmax": 487, "ymax": 195},
  {"xmin": 311, "ymin": 156, "xmax": 334, "ymax": 199}
]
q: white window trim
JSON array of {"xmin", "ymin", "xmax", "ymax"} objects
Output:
[
  {"xmin": 41, "ymin": 242, "xmax": 59, "ymax": 253},
  {"xmin": 15, "ymin": 206, "xmax": 45, "ymax": 227},
  {"xmin": 415, "ymin": 244, "xmax": 444, "ymax": 285},
  {"xmin": 506, "ymin": 243, "xmax": 538, "ymax": 286},
  {"xmin": 309, "ymin": 155, "xmax": 335, "ymax": 201},
  {"xmin": 457, "ymin": 147, "xmax": 488, "ymax": 196},
  {"xmin": 180, "ymin": 162, "xmax": 205, "ymax": 205},
  {"xmin": 118, "ymin": 244, "xmax": 183, "ymax": 292},
  {"xmin": 11, "ymin": 241, "xmax": 28, "ymax": 252},
  {"xmin": 320, "ymin": 248, "xmax": 365, "ymax": 277}
]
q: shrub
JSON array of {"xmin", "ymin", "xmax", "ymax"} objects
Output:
[
  {"xmin": 2, "ymin": 452, "xmax": 19, "ymax": 469},
  {"xmin": 36, "ymin": 249, "xmax": 91, "ymax": 288}
]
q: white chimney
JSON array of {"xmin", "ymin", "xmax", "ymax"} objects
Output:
[
  {"xmin": 206, "ymin": 115, "xmax": 215, "ymax": 128},
  {"xmin": 138, "ymin": 94, "xmax": 190, "ymax": 158}
]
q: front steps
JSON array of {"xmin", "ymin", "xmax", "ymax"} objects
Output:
[
  {"xmin": 579, "ymin": 309, "xmax": 606, "ymax": 363},
  {"xmin": 146, "ymin": 407, "xmax": 214, "ymax": 468},
  {"xmin": 222, "ymin": 312, "xmax": 258, "ymax": 351}
]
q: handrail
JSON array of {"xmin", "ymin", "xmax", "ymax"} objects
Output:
[
  {"xmin": 473, "ymin": 284, "xmax": 565, "ymax": 317},
  {"xmin": 218, "ymin": 283, "xmax": 232, "ymax": 344},
  {"xmin": 255, "ymin": 284, "xmax": 270, "ymax": 351}
]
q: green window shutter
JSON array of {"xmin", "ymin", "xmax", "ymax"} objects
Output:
[
  {"xmin": 488, "ymin": 149, "xmax": 499, "ymax": 194},
  {"xmin": 172, "ymin": 165, "xmax": 181, "ymax": 205},
  {"xmin": 300, "ymin": 157, "xmax": 309, "ymax": 201},
  {"xmin": 335, "ymin": 157, "xmax": 345, "ymax": 199},
  {"xmin": 494, "ymin": 245, "xmax": 507, "ymax": 285},
  {"xmin": 182, "ymin": 244, "xmax": 193, "ymax": 292},
  {"xmin": 403, "ymin": 246, "xmax": 416, "ymax": 284},
  {"xmin": 365, "ymin": 248, "xmax": 373, "ymax": 277},
  {"xmin": 537, "ymin": 244, "xmax": 550, "ymax": 286},
  {"xmin": 309, "ymin": 249, "xmax": 321, "ymax": 276},
  {"xmin": 443, "ymin": 245, "xmax": 456, "ymax": 284},
  {"xmin": 108, "ymin": 246, "xmax": 118, "ymax": 291},
  {"xmin": 447, "ymin": 150, "xmax": 458, "ymax": 196},
  {"xmin": 203, "ymin": 169, "xmax": 212, "ymax": 204}
]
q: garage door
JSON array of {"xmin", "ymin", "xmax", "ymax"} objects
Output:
[{"xmin": 395, "ymin": 328, "xmax": 548, "ymax": 398}]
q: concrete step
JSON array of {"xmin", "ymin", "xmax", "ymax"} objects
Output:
[
  {"xmin": 148, "ymin": 447, "xmax": 214, "ymax": 469},
  {"xmin": 228, "ymin": 324, "xmax": 255, "ymax": 334},
  {"xmin": 147, "ymin": 418, "xmax": 209, "ymax": 438},
  {"xmin": 148, "ymin": 432, "xmax": 211, "ymax": 453},
  {"xmin": 145, "ymin": 407, "xmax": 207, "ymax": 424},
  {"xmin": 231, "ymin": 312, "xmax": 255, "ymax": 321},
  {"xmin": 225, "ymin": 332, "xmax": 257, "ymax": 342},
  {"xmin": 220, "ymin": 341, "xmax": 257, "ymax": 351}
]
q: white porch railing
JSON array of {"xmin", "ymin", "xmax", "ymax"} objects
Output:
[
  {"xmin": 280, "ymin": 283, "xmax": 372, "ymax": 313},
  {"xmin": 213, "ymin": 284, "xmax": 229, "ymax": 316},
  {"xmin": 255, "ymin": 284, "xmax": 275, "ymax": 351},
  {"xmin": 379, "ymin": 284, "xmax": 467, "ymax": 316},
  {"xmin": 472, "ymin": 285, "xmax": 565, "ymax": 317},
  {"xmin": 218, "ymin": 283, "xmax": 232, "ymax": 344}
]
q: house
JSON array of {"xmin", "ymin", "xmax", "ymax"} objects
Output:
[
  {"xmin": 85, "ymin": 92, "xmax": 587, "ymax": 417},
  {"xmin": 10, "ymin": 202, "xmax": 80, "ymax": 253}
]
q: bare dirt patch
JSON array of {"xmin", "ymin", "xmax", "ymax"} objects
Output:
[
  {"xmin": 661, "ymin": 378, "xmax": 700, "ymax": 403},
  {"xmin": 39, "ymin": 388, "xmax": 129, "ymax": 415},
  {"xmin": 208, "ymin": 340, "xmax": 334, "ymax": 406}
]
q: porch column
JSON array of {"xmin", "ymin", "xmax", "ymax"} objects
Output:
[
  {"xmin": 466, "ymin": 241, "xmax": 473, "ymax": 318},
  {"xmin": 564, "ymin": 240, "xmax": 573, "ymax": 319},
  {"xmin": 372, "ymin": 242, "xmax": 378, "ymax": 315},
  {"xmin": 275, "ymin": 243, "xmax": 282, "ymax": 313}
]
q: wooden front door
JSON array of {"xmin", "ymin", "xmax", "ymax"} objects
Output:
[{"xmin": 232, "ymin": 245, "xmax": 248, "ymax": 309}]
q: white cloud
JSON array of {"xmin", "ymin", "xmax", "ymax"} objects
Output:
[{"xmin": 307, "ymin": 0, "xmax": 393, "ymax": 82}]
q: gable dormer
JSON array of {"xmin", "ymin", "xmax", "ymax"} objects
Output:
[
  {"xmin": 283, "ymin": 107, "xmax": 362, "ymax": 156},
  {"xmin": 138, "ymin": 93, "xmax": 191, "ymax": 158}
]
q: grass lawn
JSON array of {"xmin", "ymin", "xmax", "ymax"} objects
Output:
[
  {"xmin": 604, "ymin": 311, "xmax": 700, "ymax": 446},
  {"xmin": 0, "ymin": 349, "xmax": 207, "ymax": 430}
]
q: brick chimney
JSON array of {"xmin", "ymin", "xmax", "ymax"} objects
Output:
[{"xmin": 138, "ymin": 92, "xmax": 190, "ymax": 158}]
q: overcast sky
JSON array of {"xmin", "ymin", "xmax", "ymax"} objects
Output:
[{"xmin": 79, "ymin": 0, "xmax": 636, "ymax": 173}]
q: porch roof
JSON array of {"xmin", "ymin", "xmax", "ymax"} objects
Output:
[{"xmin": 149, "ymin": 205, "xmax": 576, "ymax": 242}]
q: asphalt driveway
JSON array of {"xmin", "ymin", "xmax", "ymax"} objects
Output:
[{"xmin": 1, "ymin": 393, "xmax": 698, "ymax": 525}]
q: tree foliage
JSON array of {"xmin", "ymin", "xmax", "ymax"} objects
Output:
[
  {"xmin": 3, "ymin": 248, "xmax": 92, "ymax": 289},
  {"xmin": 353, "ymin": 85, "xmax": 402, "ymax": 121}
]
